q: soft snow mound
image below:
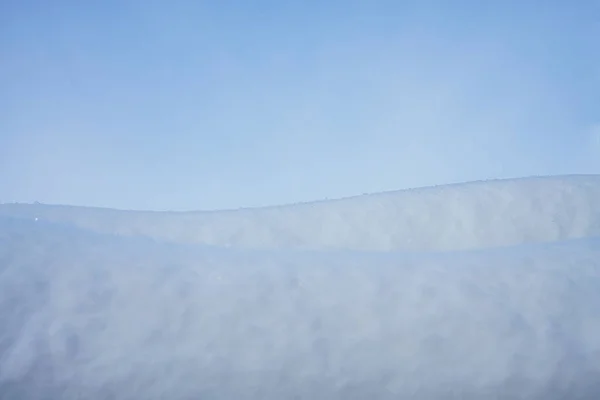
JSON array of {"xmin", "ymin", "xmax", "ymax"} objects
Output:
[
  {"xmin": 1, "ymin": 217, "xmax": 600, "ymax": 399},
  {"xmin": 2, "ymin": 175, "xmax": 600, "ymax": 252}
]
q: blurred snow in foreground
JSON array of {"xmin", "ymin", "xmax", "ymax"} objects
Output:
[{"xmin": 1, "ymin": 175, "xmax": 600, "ymax": 399}]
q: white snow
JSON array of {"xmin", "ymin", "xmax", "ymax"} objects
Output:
[
  {"xmin": 1, "ymin": 174, "xmax": 600, "ymax": 252},
  {"xmin": 1, "ymin": 175, "xmax": 600, "ymax": 399}
]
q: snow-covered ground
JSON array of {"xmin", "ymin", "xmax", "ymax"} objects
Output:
[
  {"xmin": 1, "ymin": 175, "xmax": 600, "ymax": 399},
  {"xmin": 2, "ymin": 174, "xmax": 600, "ymax": 252}
]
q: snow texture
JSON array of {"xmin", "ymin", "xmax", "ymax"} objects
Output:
[
  {"xmin": 1, "ymin": 175, "xmax": 600, "ymax": 253},
  {"xmin": 1, "ymin": 175, "xmax": 600, "ymax": 399}
]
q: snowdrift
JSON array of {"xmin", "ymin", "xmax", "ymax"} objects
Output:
[
  {"xmin": 1, "ymin": 175, "xmax": 600, "ymax": 252},
  {"xmin": 1, "ymin": 175, "xmax": 600, "ymax": 399}
]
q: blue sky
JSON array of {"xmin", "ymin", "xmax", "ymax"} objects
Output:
[{"xmin": 1, "ymin": 1, "xmax": 599, "ymax": 211}]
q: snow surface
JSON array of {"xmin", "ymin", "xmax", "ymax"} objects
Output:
[
  {"xmin": 1, "ymin": 175, "xmax": 600, "ymax": 399},
  {"xmin": 1, "ymin": 175, "xmax": 600, "ymax": 252}
]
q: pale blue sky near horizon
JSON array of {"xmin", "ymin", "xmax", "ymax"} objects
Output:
[{"xmin": 1, "ymin": 1, "xmax": 599, "ymax": 211}]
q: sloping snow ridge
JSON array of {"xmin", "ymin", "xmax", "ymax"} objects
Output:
[
  {"xmin": 1, "ymin": 175, "xmax": 600, "ymax": 252},
  {"xmin": 1, "ymin": 175, "xmax": 600, "ymax": 399}
]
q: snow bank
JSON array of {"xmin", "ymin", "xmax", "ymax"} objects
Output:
[
  {"xmin": 2, "ymin": 175, "xmax": 600, "ymax": 252},
  {"xmin": 1, "ymin": 175, "xmax": 600, "ymax": 398},
  {"xmin": 1, "ymin": 218, "xmax": 600, "ymax": 398}
]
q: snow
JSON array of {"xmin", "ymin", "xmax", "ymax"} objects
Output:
[
  {"xmin": 1, "ymin": 174, "xmax": 600, "ymax": 252},
  {"xmin": 1, "ymin": 175, "xmax": 600, "ymax": 399}
]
